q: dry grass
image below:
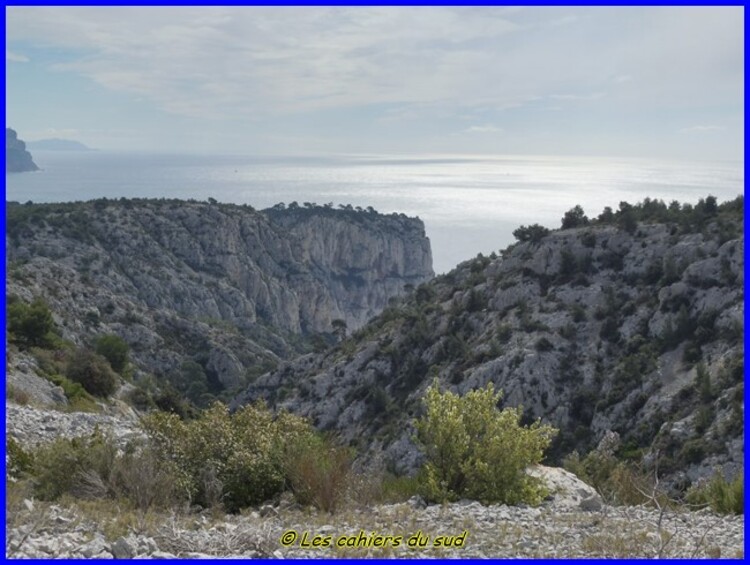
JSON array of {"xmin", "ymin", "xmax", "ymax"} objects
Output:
[
  {"xmin": 582, "ymin": 529, "xmax": 655, "ymax": 557},
  {"xmin": 286, "ymin": 443, "xmax": 352, "ymax": 514},
  {"xmin": 58, "ymin": 497, "xmax": 167, "ymax": 541},
  {"xmin": 6, "ymin": 384, "xmax": 31, "ymax": 406}
]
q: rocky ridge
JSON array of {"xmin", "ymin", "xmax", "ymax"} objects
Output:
[
  {"xmin": 7, "ymin": 199, "xmax": 433, "ymax": 391},
  {"xmin": 234, "ymin": 204, "xmax": 744, "ymax": 486},
  {"xmin": 5, "ymin": 197, "xmax": 744, "ymax": 559}
]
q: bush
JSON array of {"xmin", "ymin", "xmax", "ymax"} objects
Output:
[
  {"xmin": 30, "ymin": 431, "xmax": 118, "ymax": 500},
  {"xmin": 7, "ymin": 297, "xmax": 56, "ymax": 348},
  {"xmin": 535, "ymin": 337, "xmax": 554, "ymax": 352},
  {"xmin": 66, "ymin": 349, "xmax": 119, "ymax": 397},
  {"xmin": 414, "ymin": 379, "xmax": 557, "ymax": 505},
  {"xmin": 110, "ymin": 445, "xmax": 186, "ymax": 510},
  {"xmin": 142, "ymin": 401, "xmax": 319, "ymax": 512},
  {"xmin": 126, "ymin": 386, "xmax": 155, "ymax": 411},
  {"xmin": 686, "ymin": 471, "xmax": 743, "ymax": 515},
  {"xmin": 95, "ymin": 334, "xmax": 129, "ymax": 373},
  {"xmin": 47, "ymin": 373, "xmax": 99, "ymax": 411},
  {"xmin": 153, "ymin": 383, "xmax": 195, "ymax": 419},
  {"xmin": 561, "ymin": 205, "xmax": 589, "ymax": 229},
  {"xmin": 28, "ymin": 431, "xmax": 184, "ymax": 510},
  {"xmin": 513, "ymin": 224, "xmax": 550, "ymax": 244},
  {"xmin": 285, "ymin": 435, "xmax": 353, "ymax": 513},
  {"xmin": 563, "ymin": 447, "xmax": 655, "ymax": 506},
  {"xmin": 380, "ymin": 474, "xmax": 421, "ymax": 503},
  {"xmin": 599, "ymin": 317, "xmax": 620, "ymax": 343},
  {"xmin": 570, "ymin": 304, "xmax": 587, "ymax": 323},
  {"xmin": 7, "ymin": 437, "xmax": 34, "ymax": 477}
]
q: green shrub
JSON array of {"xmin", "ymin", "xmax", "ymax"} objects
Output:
[
  {"xmin": 126, "ymin": 386, "xmax": 155, "ymax": 411},
  {"xmin": 7, "ymin": 297, "xmax": 56, "ymax": 348},
  {"xmin": 142, "ymin": 401, "xmax": 318, "ymax": 512},
  {"xmin": 599, "ymin": 317, "xmax": 620, "ymax": 342},
  {"xmin": 686, "ymin": 471, "xmax": 743, "ymax": 515},
  {"xmin": 152, "ymin": 384, "xmax": 195, "ymax": 419},
  {"xmin": 95, "ymin": 334, "xmax": 129, "ymax": 373},
  {"xmin": 682, "ymin": 341, "xmax": 703, "ymax": 365},
  {"xmin": 496, "ymin": 324, "xmax": 513, "ymax": 344},
  {"xmin": 535, "ymin": 337, "xmax": 554, "ymax": 352},
  {"xmin": 47, "ymin": 373, "xmax": 99, "ymax": 411},
  {"xmin": 380, "ymin": 474, "xmax": 421, "ymax": 503},
  {"xmin": 513, "ymin": 224, "xmax": 550, "ymax": 244},
  {"xmin": 679, "ymin": 439, "xmax": 706, "ymax": 465},
  {"xmin": 30, "ymin": 431, "xmax": 118, "ymax": 500},
  {"xmin": 28, "ymin": 432, "xmax": 184, "ymax": 510},
  {"xmin": 66, "ymin": 349, "xmax": 119, "ymax": 397},
  {"xmin": 694, "ymin": 363, "xmax": 713, "ymax": 402},
  {"xmin": 561, "ymin": 205, "xmax": 589, "ymax": 229},
  {"xmin": 414, "ymin": 379, "xmax": 557, "ymax": 505},
  {"xmin": 7, "ymin": 437, "xmax": 34, "ymax": 477},
  {"xmin": 562, "ymin": 449, "xmax": 655, "ymax": 506},
  {"xmin": 570, "ymin": 304, "xmax": 587, "ymax": 323}
]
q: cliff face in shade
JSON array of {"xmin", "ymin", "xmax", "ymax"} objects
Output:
[
  {"xmin": 6, "ymin": 128, "xmax": 39, "ymax": 172},
  {"xmin": 6, "ymin": 199, "xmax": 433, "ymax": 389}
]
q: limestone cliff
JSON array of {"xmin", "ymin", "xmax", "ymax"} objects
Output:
[
  {"xmin": 233, "ymin": 197, "xmax": 743, "ymax": 488},
  {"xmin": 6, "ymin": 199, "xmax": 433, "ymax": 391},
  {"xmin": 6, "ymin": 128, "xmax": 38, "ymax": 173}
]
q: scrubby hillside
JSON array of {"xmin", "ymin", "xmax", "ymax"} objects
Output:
[
  {"xmin": 234, "ymin": 196, "xmax": 744, "ymax": 489},
  {"xmin": 6, "ymin": 199, "xmax": 433, "ymax": 403}
]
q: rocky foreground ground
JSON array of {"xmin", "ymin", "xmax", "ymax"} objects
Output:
[
  {"xmin": 5, "ymin": 377, "xmax": 744, "ymax": 559},
  {"xmin": 6, "ymin": 493, "xmax": 743, "ymax": 559}
]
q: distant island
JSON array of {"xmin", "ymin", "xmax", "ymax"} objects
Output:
[
  {"xmin": 27, "ymin": 138, "xmax": 93, "ymax": 151},
  {"xmin": 6, "ymin": 128, "xmax": 38, "ymax": 173}
]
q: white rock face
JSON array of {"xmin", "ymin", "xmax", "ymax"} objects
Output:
[
  {"xmin": 6, "ymin": 353, "xmax": 67, "ymax": 407},
  {"xmin": 7, "ymin": 201, "xmax": 433, "ymax": 387},
  {"xmin": 527, "ymin": 465, "xmax": 602, "ymax": 510}
]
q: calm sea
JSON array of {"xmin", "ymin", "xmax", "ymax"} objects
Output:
[{"xmin": 5, "ymin": 152, "xmax": 743, "ymax": 274}]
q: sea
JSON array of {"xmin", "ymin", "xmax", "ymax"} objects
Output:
[{"xmin": 5, "ymin": 152, "xmax": 743, "ymax": 274}]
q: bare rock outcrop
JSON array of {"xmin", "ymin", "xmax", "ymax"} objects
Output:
[
  {"xmin": 7, "ymin": 199, "xmax": 433, "ymax": 389},
  {"xmin": 234, "ymin": 208, "xmax": 743, "ymax": 486}
]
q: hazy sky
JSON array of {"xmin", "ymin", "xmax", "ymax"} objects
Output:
[{"xmin": 5, "ymin": 6, "xmax": 744, "ymax": 160}]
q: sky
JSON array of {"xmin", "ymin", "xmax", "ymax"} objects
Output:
[{"xmin": 5, "ymin": 6, "xmax": 744, "ymax": 160}]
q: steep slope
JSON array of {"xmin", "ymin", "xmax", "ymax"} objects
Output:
[
  {"xmin": 6, "ymin": 128, "xmax": 39, "ymax": 173},
  {"xmin": 7, "ymin": 199, "xmax": 433, "ymax": 394},
  {"xmin": 233, "ymin": 197, "xmax": 743, "ymax": 487}
]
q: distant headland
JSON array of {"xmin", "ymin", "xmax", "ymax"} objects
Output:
[
  {"xmin": 27, "ymin": 138, "xmax": 93, "ymax": 152},
  {"xmin": 6, "ymin": 128, "xmax": 39, "ymax": 173}
]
